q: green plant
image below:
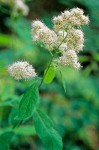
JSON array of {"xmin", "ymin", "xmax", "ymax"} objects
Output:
[{"xmin": 0, "ymin": 7, "xmax": 90, "ymax": 150}]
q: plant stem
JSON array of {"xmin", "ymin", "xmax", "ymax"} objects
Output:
[
  {"xmin": 39, "ymin": 35, "xmax": 67, "ymax": 89},
  {"xmin": 13, "ymin": 30, "xmax": 68, "ymax": 130},
  {"xmin": 39, "ymin": 56, "xmax": 54, "ymax": 88}
]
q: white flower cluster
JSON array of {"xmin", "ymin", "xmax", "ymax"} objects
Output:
[
  {"xmin": 54, "ymin": 8, "xmax": 89, "ymax": 70},
  {"xmin": 66, "ymin": 29, "xmax": 84, "ymax": 53},
  {"xmin": 7, "ymin": 8, "xmax": 89, "ymax": 80},
  {"xmin": 32, "ymin": 8, "xmax": 89, "ymax": 70},
  {"xmin": 8, "ymin": 61, "xmax": 37, "ymax": 80},
  {"xmin": 0, "ymin": 0, "xmax": 29, "ymax": 16},
  {"xmin": 32, "ymin": 21, "xmax": 58, "ymax": 50},
  {"xmin": 58, "ymin": 50, "xmax": 81, "ymax": 70},
  {"xmin": 53, "ymin": 8, "xmax": 89, "ymax": 31}
]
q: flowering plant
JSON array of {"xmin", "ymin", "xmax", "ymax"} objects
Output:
[
  {"xmin": 0, "ymin": 7, "xmax": 89, "ymax": 150},
  {"xmin": 32, "ymin": 8, "xmax": 89, "ymax": 70}
]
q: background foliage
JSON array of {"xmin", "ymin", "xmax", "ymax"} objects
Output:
[{"xmin": 0, "ymin": 0, "xmax": 99, "ymax": 150}]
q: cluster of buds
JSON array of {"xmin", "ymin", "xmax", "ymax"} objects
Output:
[
  {"xmin": 0, "ymin": 0, "xmax": 29, "ymax": 16},
  {"xmin": 32, "ymin": 8, "xmax": 89, "ymax": 70}
]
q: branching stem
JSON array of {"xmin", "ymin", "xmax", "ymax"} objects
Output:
[{"xmin": 39, "ymin": 35, "xmax": 67, "ymax": 89}]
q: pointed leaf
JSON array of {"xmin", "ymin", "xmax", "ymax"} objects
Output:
[
  {"xmin": 9, "ymin": 107, "xmax": 20, "ymax": 127},
  {"xmin": 33, "ymin": 109, "xmax": 63, "ymax": 150},
  {"xmin": 44, "ymin": 66, "xmax": 55, "ymax": 84},
  {"xmin": 18, "ymin": 84, "xmax": 39, "ymax": 120}
]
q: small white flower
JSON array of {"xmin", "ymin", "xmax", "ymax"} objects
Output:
[
  {"xmin": 8, "ymin": 61, "xmax": 37, "ymax": 80},
  {"xmin": 32, "ymin": 21, "xmax": 58, "ymax": 50},
  {"xmin": 70, "ymin": 8, "xmax": 84, "ymax": 16},
  {"xmin": 61, "ymin": 10, "xmax": 71, "ymax": 19},
  {"xmin": 57, "ymin": 30, "xmax": 67, "ymax": 40},
  {"xmin": 58, "ymin": 50, "xmax": 81, "ymax": 70},
  {"xmin": 32, "ymin": 20, "xmax": 45, "ymax": 34},
  {"xmin": 53, "ymin": 15, "xmax": 63, "ymax": 31},
  {"xmin": 61, "ymin": 10, "xmax": 71, "ymax": 28},
  {"xmin": 52, "ymin": 7, "xmax": 89, "ymax": 31},
  {"xmin": 80, "ymin": 15, "xmax": 89, "ymax": 25},
  {"xmin": 66, "ymin": 29, "xmax": 84, "ymax": 52},
  {"xmin": 59, "ymin": 43, "xmax": 67, "ymax": 52},
  {"xmin": 69, "ymin": 8, "xmax": 89, "ymax": 26},
  {"xmin": 31, "ymin": 8, "xmax": 89, "ymax": 70}
]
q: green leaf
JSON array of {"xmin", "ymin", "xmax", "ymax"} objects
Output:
[
  {"xmin": 15, "ymin": 125, "xmax": 36, "ymax": 136},
  {"xmin": 18, "ymin": 84, "xmax": 39, "ymax": 120},
  {"xmin": 0, "ymin": 131, "xmax": 14, "ymax": 150},
  {"xmin": 9, "ymin": 107, "xmax": 20, "ymax": 127},
  {"xmin": 33, "ymin": 109, "xmax": 63, "ymax": 150},
  {"xmin": 44, "ymin": 66, "xmax": 55, "ymax": 84},
  {"xmin": 0, "ymin": 126, "xmax": 36, "ymax": 136},
  {"xmin": 0, "ymin": 99, "xmax": 19, "ymax": 107}
]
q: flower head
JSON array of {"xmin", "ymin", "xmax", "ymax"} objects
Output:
[
  {"xmin": 32, "ymin": 20, "xmax": 58, "ymax": 50},
  {"xmin": 58, "ymin": 50, "xmax": 81, "ymax": 70},
  {"xmin": 69, "ymin": 8, "xmax": 89, "ymax": 26},
  {"xmin": 66, "ymin": 29, "xmax": 84, "ymax": 52},
  {"xmin": 8, "ymin": 61, "xmax": 37, "ymax": 80},
  {"xmin": 53, "ymin": 15, "xmax": 63, "ymax": 31},
  {"xmin": 32, "ymin": 8, "xmax": 89, "ymax": 70},
  {"xmin": 52, "ymin": 7, "xmax": 89, "ymax": 31},
  {"xmin": 32, "ymin": 20, "xmax": 45, "ymax": 34}
]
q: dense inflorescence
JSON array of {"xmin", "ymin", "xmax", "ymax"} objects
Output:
[
  {"xmin": 8, "ymin": 7, "xmax": 89, "ymax": 80},
  {"xmin": 32, "ymin": 8, "xmax": 89, "ymax": 70},
  {"xmin": 32, "ymin": 21, "xmax": 58, "ymax": 50},
  {"xmin": 8, "ymin": 61, "xmax": 37, "ymax": 80}
]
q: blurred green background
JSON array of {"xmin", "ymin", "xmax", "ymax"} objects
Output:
[{"xmin": 0, "ymin": 0, "xmax": 99, "ymax": 150}]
